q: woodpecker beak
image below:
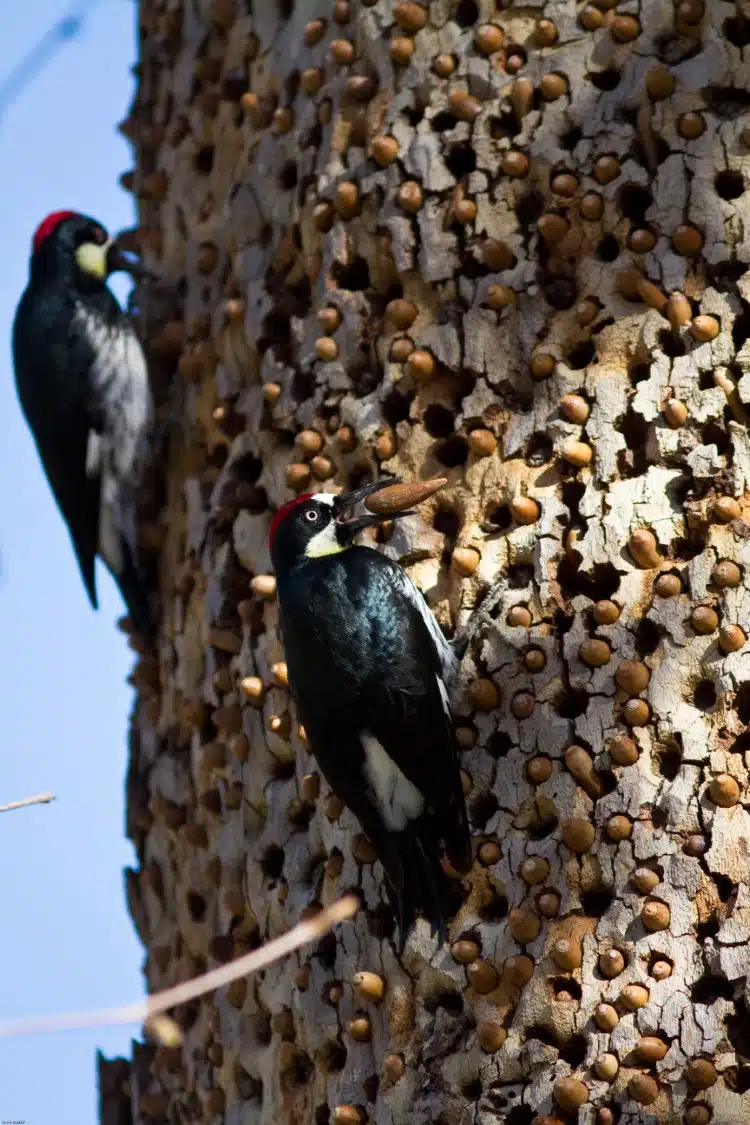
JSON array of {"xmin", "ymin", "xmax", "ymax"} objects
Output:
[
  {"xmin": 333, "ymin": 477, "xmax": 414, "ymax": 541},
  {"xmin": 105, "ymin": 242, "xmax": 154, "ymax": 281}
]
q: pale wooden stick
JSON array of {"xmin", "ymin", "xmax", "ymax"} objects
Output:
[
  {"xmin": 0, "ymin": 791, "xmax": 55, "ymax": 814},
  {"xmin": 0, "ymin": 894, "xmax": 358, "ymax": 1039}
]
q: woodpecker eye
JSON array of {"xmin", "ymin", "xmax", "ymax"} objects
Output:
[
  {"xmin": 91, "ymin": 226, "xmax": 108, "ymax": 245},
  {"xmin": 304, "ymin": 508, "xmax": 320, "ymax": 524}
]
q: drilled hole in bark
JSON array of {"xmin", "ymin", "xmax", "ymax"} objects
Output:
[
  {"xmin": 559, "ymin": 1035, "xmax": 588, "ymax": 1068},
  {"xmin": 186, "ymin": 892, "xmax": 206, "ymax": 922},
  {"xmin": 526, "ymin": 1025, "xmax": 558, "ymax": 1048},
  {"xmin": 634, "ymin": 618, "xmax": 660, "ymax": 657},
  {"xmin": 462, "ymin": 1078, "xmax": 482, "ymax": 1100},
  {"xmin": 619, "ymin": 183, "xmax": 653, "ymax": 222},
  {"xmin": 261, "ymin": 845, "xmax": 285, "ymax": 879},
  {"xmin": 581, "ymin": 888, "xmax": 613, "ymax": 917},
  {"xmin": 471, "ymin": 791, "xmax": 499, "ymax": 828},
  {"xmin": 507, "ymin": 563, "xmax": 534, "ymax": 589},
  {"xmin": 691, "ymin": 972, "xmax": 734, "ymax": 1003},
  {"xmin": 454, "ymin": 0, "xmax": 479, "ymax": 26},
  {"xmin": 271, "ymin": 757, "xmax": 296, "ymax": 782},
  {"xmin": 716, "ymin": 873, "xmax": 736, "ymax": 903},
  {"xmin": 432, "ymin": 111, "xmax": 459, "ymax": 132},
  {"xmin": 715, "ymin": 168, "xmax": 745, "ymax": 200},
  {"xmin": 279, "ymin": 162, "xmax": 298, "ymax": 190},
  {"xmin": 567, "ymin": 340, "xmax": 596, "ymax": 369},
  {"xmin": 658, "ymin": 328, "xmax": 687, "ymax": 358},
  {"xmin": 478, "ymin": 890, "xmax": 508, "ymax": 922},
  {"xmin": 319, "ymin": 1039, "xmax": 347, "ymax": 1073},
  {"xmin": 552, "ymin": 976, "xmax": 582, "ymax": 1000},
  {"xmin": 702, "ymin": 421, "xmax": 732, "ymax": 457},
  {"xmin": 489, "ymin": 107, "xmax": 520, "ymax": 140},
  {"xmin": 588, "ymin": 69, "xmax": 620, "ymax": 90},
  {"xmin": 657, "ymin": 747, "xmax": 682, "ymax": 779},
  {"xmin": 703, "ymin": 84, "xmax": 750, "ymax": 117},
  {"xmin": 365, "ymin": 903, "xmax": 396, "ymax": 940},
  {"xmin": 724, "ymin": 16, "xmax": 750, "ymax": 47},
  {"xmin": 693, "ymin": 680, "xmax": 717, "ymax": 711},
  {"xmin": 314, "ymin": 1108, "xmax": 330, "ymax": 1125},
  {"xmin": 516, "ymin": 188, "xmax": 545, "ymax": 229},
  {"xmin": 545, "ymin": 277, "xmax": 578, "ymax": 309},
  {"xmin": 657, "ymin": 34, "xmax": 702, "ymax": 64},
  {"xmin": 445, "ymin": 143, "xmax": 476, "ymax": 178},
  {"xmin": 558, "ymin": 559, "xmax": 620, "ymax": 601},
  {"xmin": 485, "ymin": 503, "xmax": 512, "ymax": 530},
  {"xmin": 504, "ymin": 1109, "xmax": 533, "ymax": 1125},
  {"xmin": 525, "ymin": 433, "xmax": 554, "ymax": 465},
  {"xmin": 382, "ymin": 388, "xmax": 413, "ymax": 427},
  {"xmin": 555, "ymin": 688, "xmax": 589, "ymax": 719},
  {"xmin": 732, "ymin": 301, "xmax": 750, "ymax": 350},
  {"xmin": 728, "ymin": 998, "xmax": 750, "ymax": 1056},
  {"xmin": 425, "ymin": 988, "xmax": 464, "ymax": 1015},
  {"xmin": 528, "ymin": 810, "xmax": 559, "ymax": 841},
  {"xmin": 560, "ymin": 125, "xmax": 582, "ymax": 151},
  {"xmin": 596, "ymin": 233, "xmax": 620, "ymax": 262},
  {"xmin": 424, "ymin": 404, "xmax": 456, "ymax": 438},
  {"xmin": 195, "ymin": 146, "xmax": 214, "ymax": 175},
  {"xmin": 696, "ymin": 912, "xmax": 721, "ymax": 941},
  {"xmin": 728, "ymin": 1066, "xmax": 750, "ymax": 1094},
  {"xmin": 331, "ymin": 257, "xmax": 370, "ymax": 291},
  {"xmin": 435, "ymin": 435, "xmax": 469, "ymax": 467},
  {"xmin": 236, "ymin": 1067, "xmax": 263, "ymax": 1101},
  {"xmin": 486, "ymin": 731, "xmax": 513, "ymax": 757},
  {"xmin": 729, "ymin": 730, "xmax": 750, "ymax": 754},
  {"xmin": 735, "ymin": 682, "xmax": 750, "ymax": 724},
  {"xmin": 618, "ymin": 408, "xmax": 649, "ymax": 477}
]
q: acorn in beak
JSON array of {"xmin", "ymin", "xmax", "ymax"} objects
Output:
[{"xmin": 333, "ymin": 476, "xmax": 448, "ymax": 541}]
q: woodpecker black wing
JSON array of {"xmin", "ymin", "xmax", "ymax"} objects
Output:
[
  {"xmin": 12, "ymin": 287, "xmax": 104, "ymax": 608},
  {"xmin": 279, "ymin": 546, "xmax": 471, "ymax": 944}
]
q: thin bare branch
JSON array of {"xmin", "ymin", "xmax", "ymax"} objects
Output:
[
  {"xmin": 0, "ymin": 894, "xmax": 358, "ymax": 1040},
  {"xmin": 0, "ymin": 791, "xmax": 55, "ymax": 814}
]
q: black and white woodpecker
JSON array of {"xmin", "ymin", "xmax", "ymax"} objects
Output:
[
  {"xmin": 12, "ymin": 211, "xmax": 154, "ymax": 639},
  {"xmin": 269, "ymin": 479, "xmax": 472, "ymax": 949}
]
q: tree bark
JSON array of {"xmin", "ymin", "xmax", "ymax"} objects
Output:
[{"xmin": 102, "ymin": 2, "xmax": 750, "ymax": 1124}]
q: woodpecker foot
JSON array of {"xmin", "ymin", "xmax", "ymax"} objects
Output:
[{"xmin": 452, "ymin": 579, "xmax": 507, "ymax": 661}]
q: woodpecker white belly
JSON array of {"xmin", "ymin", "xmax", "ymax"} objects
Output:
[
  {"xmin": 12, "ymin": 210, "xmax": 154, "ymax": 639},
  {"xmin": 269, "ymin": 481, "xmax": 471, "ymax": 949}
]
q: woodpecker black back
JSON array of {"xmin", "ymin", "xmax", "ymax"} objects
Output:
[
  {"xmin": 12, "ymin": 211, "xmax": 153, "ymax": 639},
  {"xmin": 270, "ymin": 487, "xmax": 471, "ymax": 950}
]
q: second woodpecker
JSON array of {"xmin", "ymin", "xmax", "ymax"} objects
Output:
[
  {"xmin": 269, "ymin": 481, "xmax": 471, "ymax": 949},
  {"xmin": 12, "ymin": 211, "xmax": 154, "ymax": 638}
]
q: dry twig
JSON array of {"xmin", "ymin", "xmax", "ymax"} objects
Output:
[{"xmin": 0, "ymin": 791, "xmax": 55, "ymax": 814}]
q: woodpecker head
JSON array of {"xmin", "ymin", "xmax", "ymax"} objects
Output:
[
  {"xmin": 269, "ymin": 478, "xmax": 411, "ymax": 572},
  {"xmin": 28, "ymin": 211, "xmax": 150, "ymax": 287}
]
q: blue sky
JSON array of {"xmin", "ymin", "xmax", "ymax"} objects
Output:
[{"xmin": 0, "ymin": 2, "xmax": 145, "ymax": 1121}]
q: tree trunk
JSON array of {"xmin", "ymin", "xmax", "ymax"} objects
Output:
[{"xmin": 102, "ymin": 2, "xmax": 750, "ymax": 1124}]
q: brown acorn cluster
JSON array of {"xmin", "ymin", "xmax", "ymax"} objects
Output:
[{"xmin": 105, "ymin": 1, "xmax": 750, "ymax": 1123}]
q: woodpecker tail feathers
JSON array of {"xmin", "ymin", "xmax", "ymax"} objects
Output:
[
  {"xmin": 387, "ymin": 821, "xmax": 458, "ymax": 953},
  {"xmin": 113, "ymin": 535, "xmax": 154, "ymax": 645}
]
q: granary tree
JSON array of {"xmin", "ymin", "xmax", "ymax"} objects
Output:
[{"xmin": 99, "ymin": 2, "xmax": 750, "ymax": 1124}]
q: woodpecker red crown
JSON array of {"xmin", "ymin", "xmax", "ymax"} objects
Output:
[
  {"xmin": 269, "ymin": 494, "xmax": 314, "ymax": 548},
  {"xmin": 32, "ymin": 211, "xmax": 80, "ymax": 253}
]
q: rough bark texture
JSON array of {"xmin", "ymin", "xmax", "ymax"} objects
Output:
[{"xmin": 101, "ymin": 2, "xmax": 750, "ymax": 1125}]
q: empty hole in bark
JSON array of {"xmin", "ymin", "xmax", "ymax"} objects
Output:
[
  {"xmin": 330, "ymin": 257, "xmax": 370, "ymax": 291},
  {"xmin": 433, "ymin": 506, "xmax": 460, "ymax": 541},
  {"xmin": 487, "ymin": 731, "xmax": 513, "ymax": 758},
  {"xmin": 525, "ymin": 433, "xmax": 554, "ymax": 465},
  {"xmin": 552, "ymin": 976, "xmax": 582, "ymax": 1000},
  {"xmin": 658, "ymin": 328, "xmax": 687, "ymax": 358},
  {"xmin": 715, "ymin": 168, "xmax": 745, "ymax": 199},
  {"xmin": 363, "ymin": 1075, "xmax": 380, "ymax": 1103},
  {"xmin": 527, "ymin": 805, "xmax": 559, "ymax": 840},
  {"xmin": 596, "ymin": 233, "xmax": 620, "ymax": 262},
  {"xmin": 471, "ymin": 791, "xmax": 499, "ymax": 828},
  {"xmin": 236, "ymin": 1066, "xmax": 263, "ymax": 1101},
  {"xmin": 567, "ymin": 340, "xmax": 596, "ymax": 369},
  {"xmin": 634, "ymin": 618, "xmax": 660, "ymax": 656},
  {"xmin": 558, "ymin": 559, "xmax": 621, "ymax": 602},
  {"xmin": 515, "ymin": 188, "xmax": 545, "ymax": 229},
  {"xmin": 271, "ymin": 757, "xmax": 296, "ymax": 782},
  {"xmin": 691, "ymin": 972, "xmax": 734, "ymax": 1003},
  {"xmin": 454, "ymin": 0, "xmax": 479, "ymax": 26},
  {"xmin": 462, "ymin": 1078, "xmax": 482, "ymax": 1100},
  {"xmin": 445, "ymin": 143, "xmax": 477, "ymax": 178},
  {"xmin": 489, "ymin": 108, "xmax": 520, "ymax": 140},
  {"xmin": 619, "ymin": 407, "xmax": 649, "ymax": 471},
  {"xmin": 282, "ymin": 1048, "xmax": 314, "ymax": 1088},
  {"xmin": 619, "ymin": 183, "xmax": 653, "ymax": 222},
  {"xmin": 261, "ymin": 844, "xmax": 285, "ymax": 879},
  {"xmin": 504, "ymin": 1109, "xmax": 533, "ymax": 1125},
  {"xmin": 581, "ymin": 887, "xmax": 614, "ymax": 917},
  {"xmin": 731, "ymin": 301, "xmax": 750, "ymax": 350},
  {"xmin": 696, "ymin": 911, "xmax": 721, "ymax": 941},
  {"xmin": 195, "ymin": 146, "xmax": 214, "ymax": 175},
  {"xmin": 652, "ymin": 805, "xmax": 669, "ymax": 829},
  {"xmin": 693, "ymin": 679, "xmax": 717, "ymax": 711},
  {"xmin": 703, "ymin": 84, "xmax": 750, "ymax": 117},
  {"xmin": 424, "ymin": 988, "xmax": 464, "ymax": 1015},
  {"xmin": 320, "ymin": 1039, "xmax": 347, "ymax": 1072},
  {"xmin": 728, "ymin": 998, "xmax": 750, "ymax": 1056},
  {"xmin": 728, "ymin": 1066, "xmax": 750, "ymax": 1094},
  {"xmin": 526, "ymin": 1025, "xmax": 558, "ymax": 1049},
  {"xmin": 485, "ymin": 503, "xmax": 512, "ymax": 530},
  {"xmin": 382, "ymin": 387, "xmax": 413, "ymax": 426},
  {"xmin": 588, "ymin": 69, "xmax": 620, "ymax": 90},
  {"xmin": 560, "ymin": 1035, "xmax": 588, "ymax": 1068},
  {"xmin": 351, "ymin": 362, "xmax": 380, "ymax": 397},
  {"xmin": 314, "ymin": 1108, "xmax": 330, "ymax": 1125},
  {"xmin": 507, "ymin": 563, "xmax": 534, "ymax": 589},
  {"xmin": 729, "ymin": 730, "xmax": 750, "ymax": 754},
  {"xmin": 545, "ymin": 277, "xmax": 578, "ymax": 310},
  {"xmin": 432, "ymin": 111, "xmax": 459, "ymax": 133},
  {"xmin": 657, "ymin": 747, "xmax": 682, "ymax": 779},
  {"xmin": 724, "ymin": 16, "xmax": 750, "ymax": 47},
  {"xmin": 478, "ymin": 889, "xmax": 508, "ymax": 922},
  {"xmin": 367, "ymin": 902, "xmax": 396, "ymax": 940},
  {"xmin": 435, "ymin": 434, "xmax": 469, "ymax": 467},
  {"xmin": 317, "ymin": 931, "xmax": 339, "ymax": 969},
  {"xmin": 186, "ymin": 892, "xmax": 206, "ymax": 922},
  {"xmin": 424, "ymin": 404, "xmax": 456, "ymax": 438},
  {"xmin": 735, "ymin": 682, "xmax": 750, "ymax": 724},
  {"xmin": 702, "ymin": 420, "xmax": 732, "ymax": 457},
  {"xmin": 555, "ymin": 687, "xmax": 589, "ymax": 719},
  {"xmin": 279, "ymin": 162, "xmax": 298, "ymax": 190},
  {"xmin": 560, "ymin": 125, "xmax": 583, "ymax": 151},
  {"xmin": 657, "ymin": 33, "xmax": 702, "ymax": 63}
]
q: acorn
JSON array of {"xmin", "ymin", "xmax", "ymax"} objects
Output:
[
  {"xmin": 606, "ymin": 815, "xmax": 632, "ymax": 842},
  {"xmin": 714, "ymin": 496, "xmax": 741, "ymax": 522},
  {"xmin": 561, "ymin": 441, "xmax": 593, "ymax": 467},
  {"xmin": 595, "ymin": 1054, "xmax": 619, "ymax": 1081},
  {"xmin": 642, "ymin": 899, "xmax": 670, "ymax": 931},
  {"xmin": 719, "ymin": 625, "xmax": 745, "ymax": 653},
  {"xmin": 527, "ymin": 756, "xmax": 553, "ymax": 784},
  {"xmin": 623, "ymin": 699, "xmax": 650, "ymax": 726},
  {"xmin": 616, "ymin": 660, "xmax": 650, "ymax": 694},
  {"xmin": 507, "ymin": 605, "xmax": 532, "ymax": 627},
  {"xmin": 469, "ymin": 429, "xmax": 497, "ymax": 456},
  {"xmin": 537, "ymin": 891, "xmax": 560, "ymax": 918},
  {"xmin": 628, "ymin": 1074, "xmax": 659, "ymax": 1105},
  {"xmin": 452, "ymin": 547, "xmax": 481, "ymax": 576},
  {"xmin": 579, "ymin": 638, "xmax": 611, "ymax": 667},
  {"xmin": 561, "ymin": 817, "xmax": 595, "ymax": 853},
  {"xmin": 511, "ymin": 497, "xmax": 540, "ymax": 525},
  {"xmin": 664, "ymin": 399, "xmax": 688, "ymax": 428},
  {"xmin": 451, "ymin": 939, "xmax": 481, "ymax": 965},
  {"xmin": 560, "ymin": 394, "xmax": 590, "ymax": 424},
  {"xmin": 467, "ymin": 960, "xmax": 499, "ymax": 994},
  {"xmin": 352, "ymin": 971, "xmax": 384, "ymax": 1003},
  {"xmin": 551, "ymin": 938, "xmax": 582, "ymax": 970},
  {"xmin": 553, "ymin": 1077, "xmax": 588, "ymax": 1112},
  {"xmin": 364, "ymin": 476, "xmax": 447, "ymax": 516},
  {"xmin": 470, "ymin": 679, "xmax": 499, "ymax": 711},
  {"xmin": 709, "ymin": 773, "xmax": 740, "ymax": 807},
  {"xmin": 394, "ymin": 0, "xmax": 427, "ymax": 32},
  {"xmin": 636, "ymin": 1036, "xmax": 668, "ymax": 1062},
  {"xmin": 685, "ymin": 1059, "xmax": 718, "ymax": 1090},
  {"xmin": 503, "ymin": 954, "xmax": 535, "ymax": 987},
  {"xmin": 633, "ymin": 867, "xmax": 661, "ymax": 893},
  {"xmin": 691, "ymin": 606, "xmax": 718, "ymax": 634},
  {"xmin": 478, "ymin": 1021, "xmax": 507, "ymax": 1052},
  {"xmin": 520, "ymin": 857, "xmax": 550, "ymax": 885},
  {"xmin": 629, "ymin": 529, "xmax": 662, "ymax": 568},
  {"xmin": 621, "ymin": 983, "xmax": 649, "ymax": 1010},
  {"xmin": 594, "ymin": 1003, "xmax": 619, "ymax": 1031},
  {"xmin": 712, "ymin": 560, "xmax": 742, "ymax": 588},
  {"xmin": 598, "ymin": 949, "xmax": 625, "ymax": 978},
  {"xmin": 655, "ymin": 572, "xmax": 682, "ymax": 597},
  {"xmin": 508, "ymin": 907, "xmax": 540, "ymax": 943}
]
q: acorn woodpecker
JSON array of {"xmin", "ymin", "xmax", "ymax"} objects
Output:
[
  {"xmin": 269, "ymin": 480, "xmax": 471, "ymax": 949},
  {"xmin": 12, "ymin": 211, "xmax": 154, "ymax": 638}
]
